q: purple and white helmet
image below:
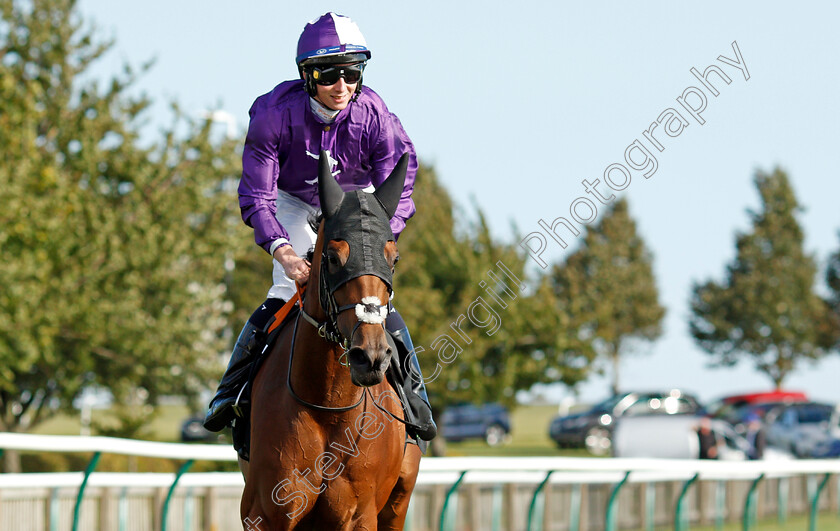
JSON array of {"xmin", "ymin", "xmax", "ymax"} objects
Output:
[{"xmin": 296, "ymin": 13, "xmax": 371, "ymax": 67}]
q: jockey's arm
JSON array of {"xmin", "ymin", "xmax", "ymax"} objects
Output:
[
  {"xmin": 238, "ymin": 98, "xmax": 292, "ymax": 254},
  {"xmin": 369, "ymin": 111, "xmax": 418, "ymax": 239}
]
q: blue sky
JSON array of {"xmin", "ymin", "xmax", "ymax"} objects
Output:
[{"xmin": 77, "ymin": 1, "xmax": 840, "ymax": 406}]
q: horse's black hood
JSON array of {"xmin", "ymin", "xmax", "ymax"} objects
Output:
[{"xmin": 318, "ymin": 150, "xmax": 408, "ymax": 293}]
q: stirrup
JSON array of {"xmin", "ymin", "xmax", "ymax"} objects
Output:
[{"xmin": 231, "ymin": 384, "xmax": 248, "ymax": 418}]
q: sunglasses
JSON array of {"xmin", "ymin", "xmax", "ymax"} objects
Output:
[{"xmin": 309, "ymin": 63, "xmax": 365, "ymax": 86}]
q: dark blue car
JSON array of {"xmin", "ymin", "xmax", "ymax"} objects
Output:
[
  {"xmin": 812, "ymin": 438, "xmax": 840, "ymax": 458},
  {"xmin": 440, "ymin": 403, "xmax": 511, "ymax": 446}
]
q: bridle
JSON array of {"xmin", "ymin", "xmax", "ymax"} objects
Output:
[
  {"xmin": 286, "ymin": 246, "xmax": 394, "ymax": 413},
  {"xmin": 300, "ymin": 252, "xmax": 393, "ymax": 356}
]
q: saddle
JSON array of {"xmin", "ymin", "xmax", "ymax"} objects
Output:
[{"xmin": 231, "ymin": 291, "xmax": 427, "ymax": 461}]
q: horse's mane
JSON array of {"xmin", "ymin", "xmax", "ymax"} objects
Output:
[{"xmin": 305, "ymin": 211, "xmax": 323, "ymax": 263}]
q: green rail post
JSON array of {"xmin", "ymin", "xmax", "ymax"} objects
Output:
[
  {"xmin": 491, "ymin": 485, "xmax": 504, "ymax": 531},
  {"xmin": 715, "ymin": 480, "xmax": 726, "ymax": 531},
  {"xmin": 569, "ymin": 483, "xmax": 582, "ymax": 531},
  {"xmin": 438, "ymin": 470, "xmax": 467, "ymax": 531},
  {"xmin": 808, "ymin": 473, "xmax": 831, "ymax": 531},
  {"xmin": 72, "ymin": 451, "xmax": 102, "ymax": 531},
  {"xmin": 742, "ymin": 473, "xmax": 764, "ymax": 531},
  {"xmin": 183, "ymin": 486, "xmax": 195, "ymax": 531},
  {"xmin": 49, "ymin": 487, "xmax": 60, "ymax": 531},
  {"xmin": 674, "ymin": 473, "xmax": 700, "ymax": 531},
  {"xmin": 491, "ymin": 485, "xmax": 503, "ymax": 531},
  {"xmin": 161, "ymin": 459, "xmax": 194, "ymax": 531},
  {"xmin": 526, "ymin": 470, "xmax": 554, "ymax": 531},
  {"xmin": 777, "ymin": 477, "xmax": 788, "ymax": 524},
  {"xmin": 118, "ymin": 486, "xmax": 129, "ymax": 531},
  {"xmin": 645, "ymin": 482, "xmax": 655, "ymax": 531},
  {"xmin": 605, "ymin": 471, "xmax": 631, "ymax": 531}
]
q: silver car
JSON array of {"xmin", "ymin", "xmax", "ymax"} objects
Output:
[{"xmin": 763, "ymin": 402, "xmax": 834, "ymax": 458}]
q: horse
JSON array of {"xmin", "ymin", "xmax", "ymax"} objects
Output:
[{"xmin": 240, "ymin": 152, "xmax": 421, "ymax": 530}]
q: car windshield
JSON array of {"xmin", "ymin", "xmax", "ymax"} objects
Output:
[
  {"xmin": 591, "ymin": 395, "xmax": 626, "ymax": 413},
  {"xmin": 798, "ymin": 405, "xmax": 833, "ymax": 424}
]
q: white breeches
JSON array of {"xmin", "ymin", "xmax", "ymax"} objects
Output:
[{"xmin": 267, "ymin": 191, "xmax": 318, "ymax": 301}]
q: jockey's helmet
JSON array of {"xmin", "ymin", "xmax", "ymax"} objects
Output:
[{"xmin": 297, "ymin": 13, "xmax": 370, "ymax": 98}]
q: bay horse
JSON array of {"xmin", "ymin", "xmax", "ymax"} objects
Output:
[{"xmin": 240, "ymin": 152, "xmax": 421, "ymax": 530}]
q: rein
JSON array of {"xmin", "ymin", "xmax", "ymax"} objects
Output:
[
  {"xmin": 287, "ymin": 310, "xmax": 417, "ymax": 427},
  {"xmin": 285, "ymin": 252, "xmax": 392, "ymax": 413},
  {"xmin": 286, "ymin": 312, "xmax": 367, "ymax": 413}
]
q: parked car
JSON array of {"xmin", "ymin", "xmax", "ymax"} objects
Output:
[
  {"xmin": 548, "ymin": 390, "xmax": 702, "ymax": 456},
  {"xmin": 181, "ymin": 415, "xmax": 224, "ymax": 443},
  {"xmin": 706, "ymin": 390, "xmax": 808, "ymax": 435},
  {"xmin": 812, "ymin": 438, "xmax": 840, "ymax": 459},
  {"xmin": 612, "ymin": 414, "xmax": 791, "ymax": 460},
  {"xmin": 815, "ymin": 404, "xmax": 840, "ymax": 458},
  {"xmin": 440, "ymin": 403, "xmax": 511, "ymax": 446},
  {"xmin": 763, "ymin": 402, "xmax": 834, "ymax": 458}
]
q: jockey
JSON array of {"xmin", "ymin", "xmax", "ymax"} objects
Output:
[{"xmin": 203, "ymin": 12, "xmax": 436, "ymax": 442}]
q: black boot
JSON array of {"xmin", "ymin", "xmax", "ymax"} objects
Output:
[
  {"xmin": 203, "ymin": 321, "xmax": 265, "ymax": 432},
  {"xmin": 391, "ymin": 326, "xmax": 437, "ymax": 441}
]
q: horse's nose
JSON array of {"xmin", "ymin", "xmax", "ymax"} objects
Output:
[{"xmin": 347, "ymin": 344, "xmax": 391, "ymax": 373}]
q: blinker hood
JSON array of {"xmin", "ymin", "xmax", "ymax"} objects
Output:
[{"xmin": 318, "ymin": 150, "xmax": 408, "ymax": 294}]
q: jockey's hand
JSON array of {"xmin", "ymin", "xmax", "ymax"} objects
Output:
[{"xmin": 273, "ymin": 245, "xmax": 311, "ymax": 285}]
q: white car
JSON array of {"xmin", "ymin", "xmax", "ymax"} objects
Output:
[{"xmin": 612, "ymin": 415, "xmax": 790, "ymax": 460}]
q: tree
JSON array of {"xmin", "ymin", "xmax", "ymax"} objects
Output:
[
  {"xmin": 394, "ymin": 165, "xmax": 589, "ymax": 411},
  {"xmin": 690, "ymin": 167, "xmax": 831, "ymax": 388},
  {"xmin": 0, "ymin": 0, "xmax": 243, "ymax": 470},
  {"xmin": 825, "ymin": 236, "xmax": 840, "ymax": 350},
  {"xmin": 551, "ymin": 197, "xmax": 665, "ymax": 395}
]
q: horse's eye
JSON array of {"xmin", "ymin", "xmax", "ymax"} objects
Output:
[{"xmin": 326, "ymin": 252, "xmax": 341, "ymax": 273}]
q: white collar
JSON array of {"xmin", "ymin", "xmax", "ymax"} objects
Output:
[{"xmin": 309, "ymin": 97, "xmax": 341, "ymax": 123}]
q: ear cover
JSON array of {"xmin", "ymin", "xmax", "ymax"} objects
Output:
[
  {"xmin": 318, "ymin": 150, "xmax": 345, "ymax": 218},
  {"xmin": 373, "ymin": 152, "xmax": 409, "ymax": 219}
]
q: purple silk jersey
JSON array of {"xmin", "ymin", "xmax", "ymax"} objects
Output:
[{"xmin": 238, "ymin": 79, "xmax": 418, "ymax": 254}]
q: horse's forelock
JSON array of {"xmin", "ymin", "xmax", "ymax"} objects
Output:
[
  {"xmin": 305, "ymin": 211, "xmax": 323, "ymax": 263},
  {"xmin": 308, "ymin": 211, "xmax": 323, "ymax": 234}
]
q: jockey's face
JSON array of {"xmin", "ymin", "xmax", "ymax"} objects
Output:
[
  {"xmin": 305, "ymin": 63, "xmax": 359, "ymax": 111},
  {"xmin": 314, "ymin": 76, "xmax": 357, "ymax": 111}
]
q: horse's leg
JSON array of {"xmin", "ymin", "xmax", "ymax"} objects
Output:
[{"xmin": 377, "ymin": 443, "xmax": 421, "ymax": 530}]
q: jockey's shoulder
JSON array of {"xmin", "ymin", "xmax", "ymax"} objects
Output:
[
  {"xmin": 249, "ymin": 80, "xmax": 307, "ymax": 115},
  {"xmin": 354, "ymin": 86, "xmax": 391, "ymax": 114}
]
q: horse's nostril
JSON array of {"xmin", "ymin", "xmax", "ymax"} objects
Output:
[
  {"xmin": 347, "ymin": 347, "xmax": 369, "ymax": 369},
  {"xmin": 374, "ymin": 356, "xmax": 390, "ymax": 374}
]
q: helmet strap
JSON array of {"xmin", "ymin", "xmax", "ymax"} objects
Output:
[{"xmin": 351, "ymin": 77, "xmax": 364, "ymax": 102}]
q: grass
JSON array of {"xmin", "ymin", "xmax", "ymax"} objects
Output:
[
  {"xmin": 443, "ymin": 404, "xmax": 592, "ymax": 457},
  {"xmin": 684, "ymin": 513, "xmax": 840, "ymax": 530},
  {"xmin": 31, "ymin": 404, "xmax": 194, "ymax": 442}
]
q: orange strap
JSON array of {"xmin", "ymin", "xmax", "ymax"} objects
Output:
[{"xmin": 266, "ymin": 283, "xmax": 307, "ymax": 334}]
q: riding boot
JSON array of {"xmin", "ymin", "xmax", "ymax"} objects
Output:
[
  {"xmin": 391, "ymin": 326, "xmax": 437, "ymax": 441},
  {"xmin": 203, "ymin": 321, "xmax": 266, "ymax": 432}
]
